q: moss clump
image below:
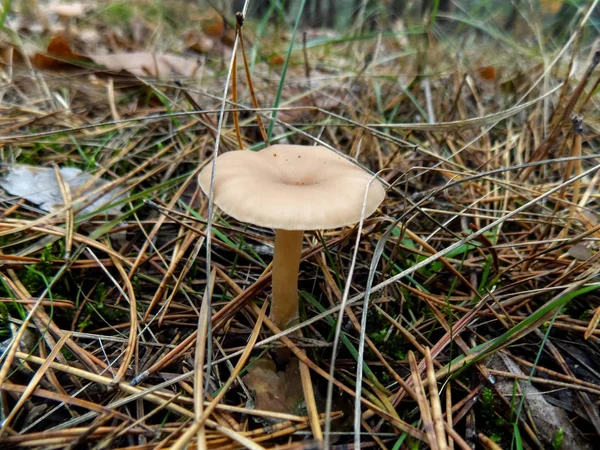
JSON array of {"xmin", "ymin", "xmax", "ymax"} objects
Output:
[
  {"xmin": 479, "ymin": 386, "xmax": 510, "ymax": 446},
  {"xmin": 551, "ymin": 428, "xmax": 564, "ymax": 450},
  {"xmin": 0, "ymin": 302, "xmax": 9, "ymax": 338}
]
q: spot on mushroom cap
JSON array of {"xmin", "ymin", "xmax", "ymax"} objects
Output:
[{"xmin": 198, "ymin": 145, "xmax": 385, "ymax": 230}]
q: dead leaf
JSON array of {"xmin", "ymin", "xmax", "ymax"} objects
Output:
[
  {"xmin": 199, "ymin": 9, "xmax": 224, "ymax": 38},
  {"xmin": 478, "ymin": 66, "xmax": 497, "ymax": 82},
  {"xmin": 568, "ymin": 244, "xmax": 594, "ymax": 261},
  {"xmin": 183, "ymin": 31, "xmax": 215, "ymax": 54},
  {"xmin": 243, "ymin": 357, "xmax": 305, "ymax": 415},
  {"xmin": 492, "ymin": 354, "xmax": 591, "ymax": 449},
  {"xmin": 88, "ymin": 52, "xmax": 201, "ymax": 78},
  {"xmin": 269, "ymin": 54, "xmax": 285, "ymax": 67},
  {"xmin": 0, "ymin": 165, "xmax": 124, "ymax": 215},
  {"xmin": 32, "ymin": 35, "xmax": 89, "ymax": 70},
  {"xmin": 31, "ymin": 36, "xmax": 200, "ymax": 78}
]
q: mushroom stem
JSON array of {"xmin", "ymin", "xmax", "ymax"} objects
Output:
[{"xmin": 271, "ymin": 229, "xmax": 304, "ymax": 329}]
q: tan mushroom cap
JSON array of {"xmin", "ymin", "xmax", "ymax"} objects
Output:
[{"xmin": 198, "ymin": 145, "xmax": 385, "ymax": 230}]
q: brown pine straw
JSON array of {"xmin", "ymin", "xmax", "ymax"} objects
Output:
[
  {"xmin": 171, "ymin": 296, "xmax": 268, "ymax": 449},
  {"xmin": 215, "ymin": 265, "xmax": 321, "ymax": 442},
  {"xmin": 1, "ymin": 3, "xmax": 600, "ymax": 448},
  {"xmin": 409, "ymin": 351, "xmax": 439, "ymax": 450},
  {"xmin": 478, "ymin": 432, "xmax": 504, "ymax": 450},
  {"xmin": 446, "ymin": 381, "xmax": 454, "ymax": 450},
  {"xmin": 0, "ymin": 333, "xmax": 70, "ymax": 434},
  {"xmin": 193, "ymin": 270, "xmax": 215, "ymax": 449},
  {"xmin": 425, "ymin": 347, "xmax": 448, "ymax": 450},
  {"xmin": 235, "ymin": 12, "xmax": 269, "ymax": 145},
  {"xmin": 105, "ymin": 244, "xmax": 138, "ymax": 384},
  {"xmin": 5, "ymin": 353, "xmax": 264, "ymax": 449}
]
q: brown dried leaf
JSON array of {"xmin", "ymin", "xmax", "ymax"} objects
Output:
[
  {"xmin": 269, "ymin": 54, "xmax": 285, "ymax": 67},
  {"xmin": 243, "ymin": 358, "xmax": 305, "ymax": 415},
  {"xmin": 199, "ymin": 9, "xmax": 224, "ymax": 38},
  {"xmin": 478, "ymin": 66, "xmax": 497, "ymax": 82},
  {"xmin": 32, "ymin": 35, "xmax": 89, "ymax": 70},
  {"xmin": 88, "ymin": 52, "xmax": 201, "ymax": 78},
  {"xmin": 183, "ymin": 31, "xmax": 215, "ymax": 54},
  {"xmin": 31, "ymin": 36, "xmax": 200, "ymax": 78}
]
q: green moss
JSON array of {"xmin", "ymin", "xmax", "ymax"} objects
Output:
[
  {"xmin": 367, "ymin": 310, "xmax": 407, "ymax": 360},
  {"xmin": 95, "ymin": 282, "xmax": 108, "ymax": 304},
  {"xmin": 19, "ymin": 243, "xmax": 64, "ymax": 296},
  {"xmin": 551, "ymin": 428, "xmax": 564, "ymax": 450},
  {"xmin": 478, "ymin": 386, "xmax": 511, "ymax": 447},
  {"xmin": 0, "ymin": 302, "xmax": 9, "ymax": 338},
  {"xmin": 132, "ymin": 275, "xmax": 141, "ymax": 300},
  {"xmin": 60, "ymin": 347, "xmax": 75, "ymax": 360},
  {"xmin": 98, "ymin": 2, "xmax": 135, "ymax": 26},
  {"xmin": 481, "ymin": 387, "xmax": 494, "ymax": 409}
]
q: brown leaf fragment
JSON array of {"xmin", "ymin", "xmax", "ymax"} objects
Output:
[
  {"xmin": 32, "ymin": 35, "xmax": 89, "ymax": 70},
  {"xmin": 199, "ymin": 9, "xmax": 224, "ymax": 38},
  {"xmin": 243, "ymin": 357, "xmax": 305, "ymax": 416},
  {"xmin": 30, "ymin": 36, "xmax": 200, "ymax": 79},
  {"xmin": 87, "ymin": 52, "xmax": 201, "ymax": 78},
  {"xmin": 568, "ymin": 244, "xmax": 594, "ymax": 261},
  {"xmin": 478, "ymin": 66, "xmax": 497, "ymax": 82},
  {"xmin": 183, "ymin": 31, "xmax": 215, "ymax": 54}
]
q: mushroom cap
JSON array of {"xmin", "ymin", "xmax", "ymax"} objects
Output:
[
  {"xmin": 51, "ymin": 4, "xmax": 86, "ymax": 17},
  {"xmin": 198, "ymin": 145, "xmax": 385, "ymax": 230}
]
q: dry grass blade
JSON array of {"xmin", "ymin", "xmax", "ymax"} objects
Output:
[
  {"xmin": 478, "ymin": 433, "xmax": 504, "ymax": 450},
  {"xmin": 193, "ymin": 269, "xmax": 215, "ymax": 449},
  {"xmin": 236, "ymin": 12, "xmax": 269, "ymax": 145},
  {"xmin": 446, "ymin": 381, "xmax": 454, "ymax": 450},
  {"xmin": 171, "ymin": 298, "xmax": 268, "ymax": 450},
  {"xmin": 52, "ymin": 164, "xmax": 73, "ymax": 260},
  {"xmin": 426, "ymin": 347, "xmax": 448, "ymax": 450},
  {"xmin": 0, "ymin": 332, "xmax": 70, "ymax": 434},
  {"xmin": 409, "ymin": 351, "xmax": 439, "ymax": 450},
  {"xmin": 298, "ymin": 340, "xmax": 323, "ymax": 442},
  {"xmin": 2, "ymin": 1, "xmax": 600, "ymax": 448}
]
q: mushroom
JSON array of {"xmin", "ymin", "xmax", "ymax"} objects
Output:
[
  {"xmin": 50, "ymin": 3, "xmax": 86, "ymax": 39},
  {"xmin": 198, "ymin": 145, "xmax": 385, "ymax": 330}
]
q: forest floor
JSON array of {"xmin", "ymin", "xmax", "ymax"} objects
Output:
[{"xmin": 0, "ymin": 1, "xmax": 599, "ymax": 449}]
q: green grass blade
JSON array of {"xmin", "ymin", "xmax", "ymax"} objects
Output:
[{"xmin": 267, "ymin": 0, "xmax": 307, "ymax": 140}]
